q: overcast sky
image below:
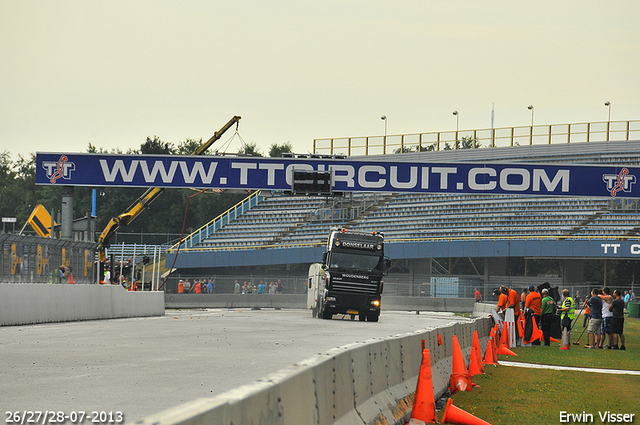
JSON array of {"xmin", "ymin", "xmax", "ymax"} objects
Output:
[{"xmin": 1, "ymin": 1, "xmax": 639, "ymax": 160}]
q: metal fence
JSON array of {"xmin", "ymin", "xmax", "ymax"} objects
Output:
[
  {"xmin": 0, "ymin": 233, "xmax": 97, "ymax": 284},
  {"xmin": 313, "ymin": 120, "xmax": 640, "ymax": 156}
]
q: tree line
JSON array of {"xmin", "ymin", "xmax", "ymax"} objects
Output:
[{"xmin": 0, "ymin": 138, "xmax": 293, "ymax": 244}]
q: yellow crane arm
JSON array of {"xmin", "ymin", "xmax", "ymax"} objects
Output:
[{"xmin": 97, "ymin": 115, "xmax": 241, "ymax": 260}]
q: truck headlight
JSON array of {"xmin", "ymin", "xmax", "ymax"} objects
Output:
[
  {"xmin": 372, "ymin": 300, "xmax": 380, "ymax": 307},
  {"xmin": 326, "ymin": 296, "xmax": 337, "ymax": 302}
]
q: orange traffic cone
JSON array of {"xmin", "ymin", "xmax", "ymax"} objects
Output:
[
  {"xmin": 449, "ymin": 335, "xmax": 472, "ymax": 393},
  {"xmin": 471, "ymin": 331, "xmax": 485, "ymax": 374},
  {"xmin": 407, "ymin": 349, "xmax": 438, "ymax": 424},
  {"xmin": 468, "ymin": 343, "xmax": 482, "ymax": 376},
  {"xmin": 560, "ymin": 328, "xmax": 570, "ymax": 350},
  {"xmin": 484, "ymin": 338, "xmax": 498, "ymax": 365},
  {"xmin": 517, "ymin": 315, "xmax": 525, "ymax": 339},
  {"xmin": 499, "ymin": 323, "xmax": 510, "ymax": 348},
  {"xmin": 496, "ymin": 345, "xmax": 517, "ymax": 356},
  {"xmin": 491, "ymin": 333, "xmax": 498, "ymax": 364},
  {"xmin": 441, "ymin": 398, "xmax": 492, "ymax": 425},
  {"xmin": 524, "ymin": 316, "xmax": 543, "ymax": 345},
  {"xmin": 550, "ymin": 337, "xmax": 560, "ymax": 343}
]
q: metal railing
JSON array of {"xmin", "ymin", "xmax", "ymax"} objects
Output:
[
  {"xmin": 168, "ymin": 191, "xmax": 264, "ymax": 252},
  {"xmin": 313, "ymin": 120, "xmax": 640, "ymax": 156},
  {"xmin": 173, "ymin": 233, "xmax": 640, "ymax": 253}
]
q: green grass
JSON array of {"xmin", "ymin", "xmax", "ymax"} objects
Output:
[
  {"xmin": 501, "ymin": 316, "xmax": 640, "ymax": 371},
  {"xmin": 440, "ymin": 317, "xmax": 640, "ymax": 425}
]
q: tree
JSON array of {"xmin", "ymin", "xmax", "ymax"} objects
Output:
[
  {"xmin": 393, "ymin": 146, "xmax": 413, "ymax": 154},
  {"xmin": 141, "ymin": 136, "xmax": 173, "ymax": 155},
  {"xmin": 238, "ymin": 142, "xmax": 263, "ymax": 157},
  {"xmin": 269, "ymin": 142, "xmax": 293, "ymax": 157}
]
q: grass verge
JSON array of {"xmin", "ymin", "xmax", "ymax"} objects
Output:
[{"xmin": 440, "ymin": 317, "xmax": 640, "ymax": 425}]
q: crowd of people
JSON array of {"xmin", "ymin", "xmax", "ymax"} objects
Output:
[
  {"xmin": 176, "ymin": 278, "xmax": 286, "ymax": 294},
  {"xmin": 234, "ymin": 279, "xmax": 285, "ymax": 295},
  {"xmin": 493, "ymin": 284, "xmax": 633, "ymax": 350},
  {"xmin": 582, "ymin": 287, "xmax": 632, "ymax": 350},
  {"xmin": 177, "ymin": 278, "xmax": 216, "ymax": 294}
]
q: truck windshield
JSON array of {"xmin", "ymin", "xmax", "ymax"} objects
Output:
[{"xmin": 329, "ymin": 252, "xmax": 382, "ymax": 273}]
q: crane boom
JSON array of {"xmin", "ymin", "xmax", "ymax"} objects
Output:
[{"xmin": 97, "ymin": 115, "xmax": 241, "ymax": 260}]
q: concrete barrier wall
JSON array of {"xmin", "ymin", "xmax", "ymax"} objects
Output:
[
  {"xmin": 164, "ymin": 294, "xmax": 475, "ymax": 313},
  {"xmin": 134, "ymin": 317, "xmax": 493, "ymax": 425},
  {"xmin": 0, "ymin": 284, "xmax": 165, "ymax": 326}
]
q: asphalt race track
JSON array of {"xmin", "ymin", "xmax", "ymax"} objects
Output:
[{"xmin": 1, "ymin": 309, "xmax": 472, "ymax": 422}]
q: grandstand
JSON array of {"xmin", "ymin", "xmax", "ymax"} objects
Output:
[{"xmin": 167, "ymin": 137, "xmax": 640, "ymax": 295}]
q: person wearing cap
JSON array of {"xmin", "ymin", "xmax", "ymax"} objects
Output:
[
  {"xmin": 525, "ymin": 285, "xmax": 542, "ymax": 345},
  {"xmin": 494, "ymin": 287, "xmax": 508, "ymax": 314},
  {"xmin": 540, "ymin": 289, "xmax": 556, "ymax": 346},
  {"xmin": 558, "ymin": 288, "xmax": 575, "ymax": 346},
  {"xmin": 178, "ymin": 280, "xmax": 184, "ymax": 294}
]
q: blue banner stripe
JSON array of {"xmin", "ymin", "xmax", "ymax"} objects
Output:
[{"xmin": 35, "ymin": 153, "xmax": 640, "ymax": 199}]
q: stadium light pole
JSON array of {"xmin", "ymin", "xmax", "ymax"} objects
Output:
[
  {"xmin": 381, "ymin": 115, "xmax": 387, "ymax": 154},
  {"xmin": 528, "ymin": 105, "xmax": 534, "ymax": 145},
  {"xmin": 452, "ymin": 111, "xmax": 459, "ymax": 149},
  {"xmin": 605, "ymin": 101, "xmax": 611, "ymax": 140}
]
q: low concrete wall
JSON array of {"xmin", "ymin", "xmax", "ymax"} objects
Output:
[
  {"xmin": 471, "ymin": 301, "xmax": 498, "ymax": 318},
  {"xmin": 134, "ymin": 317, "xmax": 493, "ymax": 425},
  {"xmin": 0, "ymin": 284, "xmax": 165, "ymax": 326},
  {"xmin": 164, "ymin": 294, "xmax": 476, "ymax": 313}
]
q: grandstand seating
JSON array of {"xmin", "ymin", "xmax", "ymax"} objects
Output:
[
  {"xmin": 177, "ymin": 140, "xmax": 640, "ymax": 251},
  {"xmin": 182, "ymin": 189, "xmax": 638, "ymax": 250}
]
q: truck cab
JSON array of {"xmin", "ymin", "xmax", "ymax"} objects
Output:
[{"xmin": 308, "ymin": 228, "xmax": 386, "ymax": 322}]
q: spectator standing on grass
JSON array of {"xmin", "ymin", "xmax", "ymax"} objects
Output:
[
  {"xmin": 525, "ymin": 285, "xmax": 542, "ymax": 345},
  {"xmin": 582, "ymin": 297, "xmax": 591, "ymax": 328},
  {"xmin": 624, "ymin": 291, "xmax": 630, "ymax": 309},
  {"xmin": 540, "ymin": 289, "xmax": 555, "ymax": 346},
  {"xmin": 558, "ymin": 289, "xmax": 575, "ymax": 346},
  {"xmin": 599, "ymin": 287, "xmax": 614, "ymax": 349},
  {"xmin": 585, "ymin": 288, "xmax": 603, "ymax": 349},
  {"xmin": 630, "ymin": 289, "xmax": 636, "ymax": 302},
  {"xmin": 610, "ymin": 289, "xmax": 626, "ymax": 350},
  {"xmin": 575, "ymin": 290, "xmax": 582, "ymax": 308},
  {"xmin": 521, "ymin": 288, "xmax": 527, "ymax": 310},
  {"xmin": 475, "ymin": 288, "xmax": 482, "ymax": 303}
]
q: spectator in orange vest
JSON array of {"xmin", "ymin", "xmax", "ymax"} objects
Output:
[
  {"xmin": 507, "ymin": 286, "xmax": 521, "ymax": 319},
  {"xmin": 178, "ymin": 280, "xmax": 184, "ymax": 294},
  {"xmin": 195, "ymin": 281, "xmax": 201, "ymax": 294},
  {"xmin": 474, "ymin": 288, "xmax": 482, "ymax": 303},
  {"xmin": 525, "ymin": 285, "xmax": 543, "ymax": 345},
  {"xmin": 495, "ymin": 288, "xmax": 508, "ymax": 314}
]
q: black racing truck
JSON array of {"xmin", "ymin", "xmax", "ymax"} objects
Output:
[{"xmin": 307, "ymin": 228, "xmax": 387, "ymax": 322}]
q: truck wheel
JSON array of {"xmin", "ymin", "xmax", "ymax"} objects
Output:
[
  {"xmin": 321, "ymin": 309, "xmax": 332, "ymax": 320},
  {"xmin": 358, "ymin": 314, "xmax": 366, "ymax": 321},
  {"xmin": 368, "ymin": 314, "xmax": 379, "ymax": 322}
]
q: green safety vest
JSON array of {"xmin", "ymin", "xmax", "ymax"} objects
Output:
[{"xmin": 562, "ymin": 296, "xmax": 575, "ymax": 320}]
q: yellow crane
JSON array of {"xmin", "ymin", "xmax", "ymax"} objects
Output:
[{"xmin": 97, "ymin": 115, "xmax": 241, "ymax": 260}]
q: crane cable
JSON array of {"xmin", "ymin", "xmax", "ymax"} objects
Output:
[{"xmin": 214, "ymin": 129, "xmax": 247, "ymax": 155}]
